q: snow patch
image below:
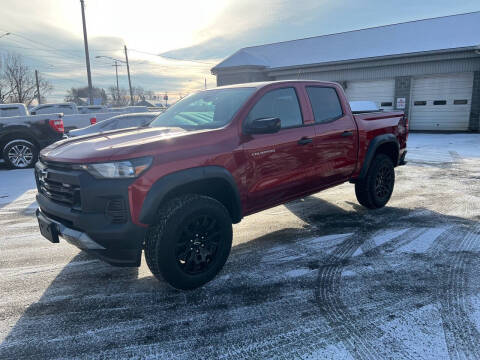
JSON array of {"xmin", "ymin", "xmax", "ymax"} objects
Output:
[
  {"xmin": 397, "ymin": 227, "xmax": 448, "ymax": 253},
  {"xmin": 284, "ymin": 268, "xmax": 312, "ymax": 278},
  {"xmin": 354, "ymin": 228, "xmax": 409, "ymax": 256}
]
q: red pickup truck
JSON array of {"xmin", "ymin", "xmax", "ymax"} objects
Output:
[{"xmin": 35, "ymin": 80, "xmax": 408, "ymax": 289}]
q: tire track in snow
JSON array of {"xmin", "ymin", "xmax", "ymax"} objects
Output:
[
  {"xmin": 315, "ymin": 229, "xmax": 420, "ymax": 360},
  {"xmin": 434, "ymin": 225, "xmax": 480, "ymax": 360}
]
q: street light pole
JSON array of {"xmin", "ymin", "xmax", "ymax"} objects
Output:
[
  {"xmin": 80, "ymin": 0, "xmax": 93, "ymax": 105},
  {"xmin": 113, "ymin": 60, "xmax": 120, "ymax": 103},
  {"xmin": 35, "ymin": 70, "xmax": 41, "ymax": 105},
  {"xmin": 95, "ymin": 55, "xmax": 123, "ymax": 104},
  {"xmin": 124, "ymin": 45, "xmax": 134, "ymax": 105}
]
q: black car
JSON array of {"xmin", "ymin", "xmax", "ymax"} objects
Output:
[
  {"xmin": 65, "ymin": 112, "xmax": 161, "ymax": 138},
  {"xmin": 1, "ymin": 113, "xmax": 64, "ymax": 169}
]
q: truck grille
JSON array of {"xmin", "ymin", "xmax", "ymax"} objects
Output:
[{"xmin": 37, "ymin": 174, "xmax": 81, "ymax": 207}]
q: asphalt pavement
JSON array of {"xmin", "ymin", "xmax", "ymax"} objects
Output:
[{"xmin": 0, "ymin": 133, "xmax": 479, "ymax": 359}]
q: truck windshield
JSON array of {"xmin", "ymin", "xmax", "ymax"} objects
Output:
[{"xmin": 149, "ymin": 87, "xmax": 255, "ymax": 130}]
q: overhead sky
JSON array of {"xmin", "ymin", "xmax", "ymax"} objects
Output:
[{"xmin": 0, "ymin": 0, "xmax": 479, "ymax": 103}]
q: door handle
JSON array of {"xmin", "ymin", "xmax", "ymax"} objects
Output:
[
  {"xmin": 341, "ymin": 131, "xmax": 353, "ymax": 137},
  {"xmin": 298, "ymin": 137, "xmax": 313, "ymax": 145}
]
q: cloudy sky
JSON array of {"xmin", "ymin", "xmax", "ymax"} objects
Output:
[{"xmin": 0, "ymin": 0, "xmax": 479, "ymax": 103}]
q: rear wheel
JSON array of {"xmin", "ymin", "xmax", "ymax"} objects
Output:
[
  {"xmin": 355, "ymin": 154, "xmax": 395, "ymax": 209},
  {"xmin": 144, "ymin": 194, "xmax": 232, "ymax": 290},
  {"xmin": 2, "ymin": 139, "xmax": 38, "ymax": 169}
]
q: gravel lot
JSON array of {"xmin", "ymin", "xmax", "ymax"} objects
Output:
[{"xmin": 0, "ymin": 133, "xmax": 479, "ymax": 359}]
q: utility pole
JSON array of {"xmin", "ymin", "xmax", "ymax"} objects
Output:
[
  {"xmin": 124, "ymin": 45, "xmax": 134, "ymax": 105},
  {"xmin": 35, "ymin": 70, "xmax": 41, "ymax": 105},
  {"xmin": 80, "ymin": 0, "xmax": 93, "ymax": 105},
  {"xmin": 113, "ymin": 60, "xmax": 121, "ymax": 104}
]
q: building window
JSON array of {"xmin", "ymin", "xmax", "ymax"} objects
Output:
[
  {"xmin": 454, "ymin": 99, "xmax": 468, "ymax": 105},
  {"xmin": 380, "ymin": 102, "xmax": 393, "ymax": 107},
  {"xmin": 433, "ymin": 100, "xmax": 447, "ymax": 105},
  {"xmin": 306, "ymin": 86, "xmax": 343, "ymax": 124},
  {"xmin": 414, "ymin": 101, "xmax": 427, "ymax": 106}
]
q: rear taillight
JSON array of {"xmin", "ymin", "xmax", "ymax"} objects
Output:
[
  {"xmin": 90, "ymin": 117, "xmax": 97, "ymax": 125},
  {"xmin": 49, "ymin": 119, "xmax": 64, "ymax": 133}
]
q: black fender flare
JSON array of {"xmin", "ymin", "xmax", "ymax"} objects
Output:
[
  {"xmin": 357, "ymin": 134, "xmax": 399, "ymax": 180},
  {"xmin": 139, "ymin": 166, "xmax": 242, "ymax": 224}
]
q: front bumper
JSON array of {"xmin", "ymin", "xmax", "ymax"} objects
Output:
[
  {"xmin": 36, "ymin": 204, "xmax": 146, "ymax": 266},
  {"xmin": 34, "ymin": 161, "xmax": 147, "ymax": 267}
]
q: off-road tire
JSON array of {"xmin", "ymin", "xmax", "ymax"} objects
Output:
[
  {"xmin": 355, "ymin": 154, "xmax": 395, "ymax": 209},
  {"xmin": 144, "ymin": 194, "xmax": 232, "ymax": 290},
  {"xmin": 2, "ymin": 139, "xmax": 38, "ymax": 169}
]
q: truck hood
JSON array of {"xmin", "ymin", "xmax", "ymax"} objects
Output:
[{"xmin": 40, "ymin": 127, "xmax": 190, "ymax": 163}]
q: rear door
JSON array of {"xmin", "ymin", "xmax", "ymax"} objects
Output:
[
  {"xmin": 306, "ymin": 85, "xmax": 358, "ymax": 185},
  {"xmin": 241, "ymin": 86, "xmax": 317, "ymax": 212}
]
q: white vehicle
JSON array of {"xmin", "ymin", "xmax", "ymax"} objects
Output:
[
  {"xmin": 0, "ymin": 103, "xmax": 29, "ymax": 118},
  {"xmin": 30, "ymin": 102, "xmax": 150, "ymax": 131},
  {"xmin": 30, "ymin": 102, "xmax": 78, "ymax": 115},
  {"xmin": 77, "ymin": 105, "xmax": 108, "ymax": 114},
  {"xmin": 106, "ymin": 106, "xmax": 149, "ymax": 113}
]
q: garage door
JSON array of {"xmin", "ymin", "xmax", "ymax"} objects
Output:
[
  {"xmin": 345, "ymin": 79, "xmax": 395, "ymax": 111},
  {"xmin": 410, "ymin": 73, "xmax": 473, "ymax": 131}
]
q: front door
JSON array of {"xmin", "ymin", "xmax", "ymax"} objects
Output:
[{"xmin": 241, "ymin": 87, "xmax": 317, "ymax": 212}]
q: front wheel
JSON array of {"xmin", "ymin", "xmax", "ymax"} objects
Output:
[
  {"xmin": 2, "ymin": 139, "xmax": 38, "ymax": 169},
  {"xmin": 355, "ymin": 154, "xmax": 395, "ymax": 209},
  {"xmin": 144, "ymin": 194, "xmax": 233, "ymax": 290}
]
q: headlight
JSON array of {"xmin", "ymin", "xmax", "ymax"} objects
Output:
[{"xmin": 77, "ymin": 156, "xmax": 152, "ymax": 179}]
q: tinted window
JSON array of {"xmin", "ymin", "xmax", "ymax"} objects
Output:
[
  {"xmin": 306, "ymin": 87, "xmax": 343, "ymax": 124},
  {"xmin": 414, "ymin": 101, "xmax": 427, "ymax": 106},
  {"xmin": 35, "ymin": 105, "xmax": 53, "ymax": 114},
  {"xmin": 99, "ymin": 119, "xmax": 118, "ymax": 131},
  {"xmin": 454, "ymin": 99, "xmax": 468, "ymax": 105},
  {"xmin": 119, "ymin": 116, "xmax": 153, "ymax": 128},
  {"xmin": 150, "ymin": 88, "xmax": 255, "ymax": 130},
  {"xmin": 381, "ymin": 102, "xmax": 393, "ymax": 107},
  {"xmin": 59, "ymin": 105, "xmax": 75, "ymax": 115},
  {"xmin": 433, "ymin": 100, "xmax": 447, "ymax": 105},
  {"xmin": 1, "ymin": 107, "xmax": 21, "ymax": 117},
  {"xmin": 247, "ymin": 87, "xmax": 302, "ymax": 128}
]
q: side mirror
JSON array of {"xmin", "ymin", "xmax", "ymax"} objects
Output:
[{"xmin": 245, "ymin": 117, "xmax": 281, "ymax": 134}]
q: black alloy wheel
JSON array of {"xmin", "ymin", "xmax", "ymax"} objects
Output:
[
  {"xmin": 375, "ymin": 163, "xmax": 394, "ymax": 200},
  {"xmin": 176, "ymin": 214, "xmax": 221, "ymax": 275}
]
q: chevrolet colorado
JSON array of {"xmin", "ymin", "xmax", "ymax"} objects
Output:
[{"xmin": 35, "ymin": 80, "xmax": 408, "ymax": 289}]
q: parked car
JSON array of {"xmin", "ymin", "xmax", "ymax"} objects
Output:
[
  {"xmin": 0, "ymin": 113, "xmax": 64, "ymax": 168},
  {"xmin": 30, "ymin": 102, "xmax": 78, "ymax": 115},
  {"xmin": 30, "ymin": 102, "xmax": 150, "ymax": 131},
  {"xmin": 65, "ymin": 112, "xmax": 160, "ymax": 138},
  {"xmin": 0, "ymin": 103, "xmax": 30, "ymax": 118},
  {"xmin": 35, "ymin": 80, "xmax": 408, "ymax": 289},
  {"xmin": 77, "ymin": 105, "xmax": 107, "ymax": 114}
]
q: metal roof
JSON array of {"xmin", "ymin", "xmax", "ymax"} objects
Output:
[{"xmin": 212, "ymin": 12, "xmax": 480, "ymax": 72}]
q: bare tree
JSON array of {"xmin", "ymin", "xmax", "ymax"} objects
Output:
[
  {"xmin": 131, "ymin": 86, "xmax": 145, "ymax": 104},
  {"xmin": 108, "ymin": 86, "xmax": 129, "ymax": 106},
  {"xmin": 0, "ymin": 76, "xmax": 13, "ymax": 104},
  {"xmin": 2, "ymin": 53, "xmax": 52, "ymax": 105},
  {"xmin": 65, "ymin": 86, "xmax": 107, "ymax": 105}
]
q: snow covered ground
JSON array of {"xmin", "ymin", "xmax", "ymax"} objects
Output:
[{"xmin": 0, "ymin": 133, "xmax": 479, "ymax": 359}]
